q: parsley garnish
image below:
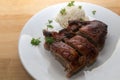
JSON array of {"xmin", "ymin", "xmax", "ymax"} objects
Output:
[
  {"xmin": 80, "ymin": 18, "xmax": 84, "ymax": 21},
  {"xmin": 92, "ymin": 10, "xmax": 96, "ymax": 15},
  {"xmin": 31, "ymin": 38, "xmax": 41, "ymax": 46},
  {"xmin": 60, "ymin": 8, "xmax": 66, "ymax": 15},
  {"xmin": 47, "ymin": 24, "xmax": 53, "ymax": 29},
  {"xmin": 45, "ymin": 37, "xmax": 54, "ymax": 44},
  {"xmin": 48, "ymin": 20, "xmax": 53, "ymax": 24},
  {"xmin": 67, "ymin": 1, "xmax": 75, "ymax": 7},
  {"xmin": 47, "ymin": 20, "xmax": 54, "ymax": 29},
  {"xmin": 78, "ymin": 5, "xmax": 82, "ymax": 9}
]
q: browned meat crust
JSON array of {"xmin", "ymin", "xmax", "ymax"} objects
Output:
[
  {"xmin": 78, "ymin": 20, "xmax": 107, "ymax": 50},
  {"xmin": 43, "ymin": 20, "xmax": 107, "ymax": 77},
  {"xmin": 50, "ymin": 41, "xmax": 86, "ymax": 77},
  {"xmin": 65, "ymin": 35, "xmax": 98, "ymax": 65}
]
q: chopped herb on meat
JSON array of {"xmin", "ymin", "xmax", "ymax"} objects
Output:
[{"xmin": 45, "ymin": 37, "xmax": 54, "ymax": 44}]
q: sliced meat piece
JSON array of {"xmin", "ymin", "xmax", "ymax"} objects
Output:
[
  {"xmin": 49, "ymin": 41, "xmax": 86, "ymax": 77},
  {"xmin": 65, "ymin": 35, "xmax": 98, "ymax": 65},
  {"xmin": 66, "ymin": 56, "xmax": 86, "ymax": 77},
  {"xmin": 50, "ymin": 41, "xmax": 79, "ymax": 62},
  {"xmin": 78, "ymin": 20, "xmax": 107, "ymax": 50}
]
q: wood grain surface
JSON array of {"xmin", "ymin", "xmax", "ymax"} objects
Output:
[{"xmin": 0, "ymin": 0, "xmax": 120, "ymax": 80}]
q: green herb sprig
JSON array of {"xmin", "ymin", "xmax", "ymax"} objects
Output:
[
  {"xmin": 92, "ymin": 10, "xmax": 96, "ymax": 15},
  {"xmin": 47, "ymin": 24, "xmax": 53, "ymax": 29},
  {"xmin": 78, "ymin": 5, "xmax": 82, "ymax": 9},
  {"xmin": 48, "ymin": 20, "xmax": 53, "ymax": 24},
  {"xmin": 31, "ymin": 38, "xmax": 41, "ymax": 46},
  {"xmin": 45, "ymin": 37, "xmax": 54, "ymax": 44},
  {"xmin": 67, "ymin": 1, "xmax": 75, "ymax": 7},
  {"xmin": 79, "ymin": 18, "xmax": 84, "ymax": 21},
  {"xmin": 60, "ymin": 8, "xmax": 66, "ymax": 15},
  {"xmin": 47, "ymin": 20, "xmax": 54, "ymax": 29}
]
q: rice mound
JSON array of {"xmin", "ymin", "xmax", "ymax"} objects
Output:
[{"xmin": 56, "ymin": 6, "xmax": 89, "ymax": 28}]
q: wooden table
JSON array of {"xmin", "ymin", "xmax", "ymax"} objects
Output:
[{"xmin": 0, "ymin": 0, "xmax": 120, "ymax": 80}]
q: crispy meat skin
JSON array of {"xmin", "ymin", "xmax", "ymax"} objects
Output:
[
  {"xmin": 50, "ymin": 41, "xmax": 79, "ymax": 62},
  {"xmin": 65, "ymin": 35, "xmax": 98, "ymax": 65},
  {"xmin": 43, "ymin": 30, "xmax": 87, "ymax": 77},
  {"xmin": 50, "ymin": 41, "xmax": 86, "ymax": 77},
  {"xmin": 79, "ymin": 20, "xmax": 107, "ymax": 50},
  {"xmin": 60, "ymin": 20, "xmax": 107, "ymax": 50},
  {"xmin": 43, "ymin": 20, "xmax": 107, "ymax": 77}
]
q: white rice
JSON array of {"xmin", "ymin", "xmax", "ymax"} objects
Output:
[{"xmin": 56, "ymin": 6, "xmax": 89, "ymax": 28}]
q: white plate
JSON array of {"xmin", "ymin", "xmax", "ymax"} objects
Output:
[{"xmin": 18, "ymin": 2, "xmax": 120, "ymax": 80}]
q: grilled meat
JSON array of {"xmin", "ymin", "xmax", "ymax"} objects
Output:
[
  {"xmin": 43, "ymin": 20, "xmax": 107, "ymax": 77},
  {"xmin": 77, "ymin": 20, "xmax": 107, "ymax": 50}
]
